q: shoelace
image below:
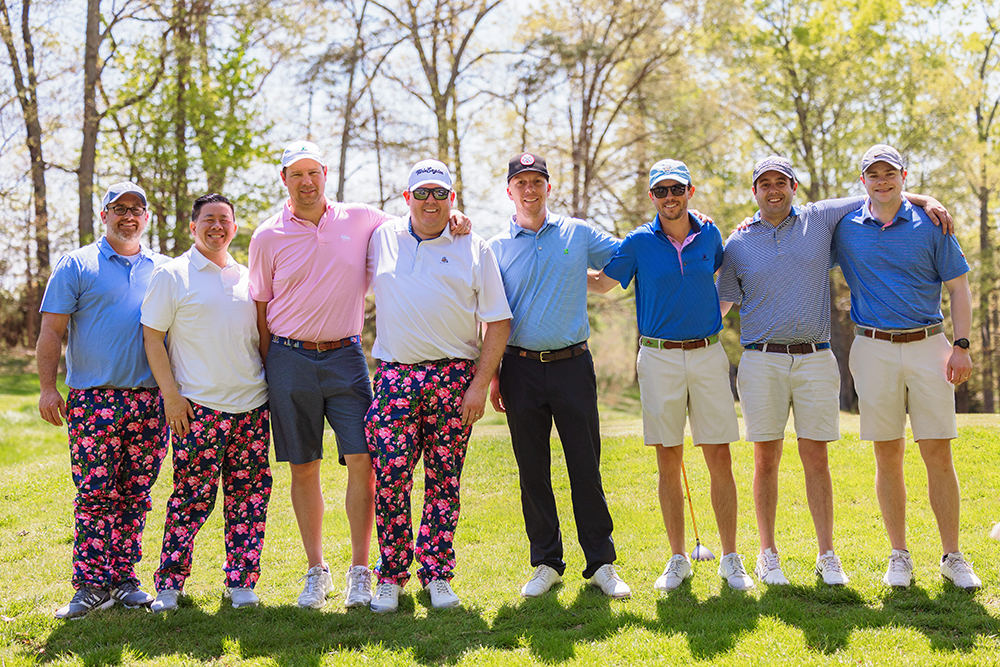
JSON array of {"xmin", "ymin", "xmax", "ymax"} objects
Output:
[
  {"xmin": 946, "ymin": 555, "xmax": 972, "ymax": 574},
  {"xmin": 888, "ymin": 554, "xmax": 911, "ymax": 572},
  {"xmin": 727, "ymin": 555, "xmax": 747, "ymax": 575},
  {"xmin": 375, "ymin": 582, "xmax": 397, "ymax": 598},
  {"xmin": 351, "ymin": 570, "xmax": 371, "ymax": 594},
  {"xmin": 818, "ymin": 555, "xmax": 843, "ymax": 573},
  {"xmin": 602, "ymin": 564, "xmax": 623, "ymax": 582},
  {"xmin": 300, "ymin": 568, "xmax": 325, "ymax": 595},
  {"xmin": 665, "ymin": 558, "xmax": 685, "ymax": 576},
  {"xmin": 529, "ymin": 566, "xmax": 550, "ymax": 582},
  {"xmin": 761, "ymin": 551, "xmax": 781, "ymax": 571},
  {"xmin": 430, "ymin": 580, "xmax": 450, "ymax": 595}
]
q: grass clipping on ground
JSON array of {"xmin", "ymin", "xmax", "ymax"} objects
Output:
[{"xmin": 1, "ymin": 369, "xmax": 999, "ymax": 666}]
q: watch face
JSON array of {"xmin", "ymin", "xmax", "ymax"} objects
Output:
[{"xmin": 955, "ymin": 338, "xmax": 970, "ymax": 349}]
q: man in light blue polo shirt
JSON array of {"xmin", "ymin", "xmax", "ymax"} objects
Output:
[
  {"xmin": 592, "ymin": 159, "xmax": 754, "ymax": 592},
  {"xmin": 835, "ymin": 144, "xmax": 980, "ymax": 591},
  {"xmin": 486, "ymin": 153, "xmax": 630, "ymax": 599},
  {"xmin": 717, "ymin": 156, "xmax": 950, "ymax": 587},
  {"xmin": 37, "ymin": 182, "xmax": 170, "ymax": 619}
]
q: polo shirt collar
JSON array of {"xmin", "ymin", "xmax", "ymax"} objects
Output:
[
  {"xmin": 408, "ymin": 217, "xmax": 454, "ymax": 243},
  {"xmin": 510, "ymin": 211, "xmax": 552, "ymax": 237},
  {"xmin": 188, "ymin": 246, "xmax": 236, "ymax": 271},
  {"xmin": 751, "ymin": 204, "xmax": 802, "ymax": 227},
  {"xmin": 283, "ymin": 199, "xmax": 333, "ymax": 227},
  {"xmin": 860, "ymin": 197, "xmax": 912, "ymax": 228},
  {"xmin": 649, "ymin": 212, "xmax": 703, "ymax": 238},
  {"xmin": 97, "ymin": 235, "xmax": 154, "ymax": 261}
]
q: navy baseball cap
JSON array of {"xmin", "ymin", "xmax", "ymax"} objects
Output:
[
  {"xmin": 860, "ymin": 144, "xmax": 905, "ymax": 173},
  {"xmin": 101, "ymin": 181, "xmax": 147, "ymax": 208},
  {"xmin": 507, "ymin": 153, "xmax": 549, "ymax": 181},
  {"xmin": 649, "ymin": 159, "xmax": 691, "ymax": 189},
  {"xmin": 751, "ymin": 156, "xmax": 797, "ymax": 187}
]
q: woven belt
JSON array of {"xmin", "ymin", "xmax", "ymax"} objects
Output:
[
  {"xmin": 744, "ymin": 341, "xmax": 831, "ymax": 354},
  {"xmin": 640, "ymin": 335, "xmax": 719, "ymax": 350},
  {"xmin": 855, "ymin": 323, "xmax": 944, "ymax": 343},
  {"xmin": 505, "ymin": 341, "xmax": 588, "ymax": 362},
  {"xmin": 272, "ymin": 334, "xmax": 360, "ymax": 351}
]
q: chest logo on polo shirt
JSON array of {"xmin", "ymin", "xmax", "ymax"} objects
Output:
[
  {"xmin": 440, "ymin": 256, "xmax": 450, "ymax": 264},
  {"xmin": 564, "ymin": 248, "xmax": 569, "ymax": 254},
  {"xmin": 341, "ymin": 234, "xmax": 351, "ymax": 241}
]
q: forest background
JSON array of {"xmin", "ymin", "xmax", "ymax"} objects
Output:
[{"xmin": 3, "ymin": 0, "xmax": 1000, "ymax": 414}]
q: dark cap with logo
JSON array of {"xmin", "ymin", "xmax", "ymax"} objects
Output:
[{"xmin": 507, "ymin": 153, "xmax": 549, "ymax": 182}]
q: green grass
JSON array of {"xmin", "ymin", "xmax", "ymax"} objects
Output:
[{"xmin": 1, "ymin": 371, "xmax": 999, "ymax": 666}]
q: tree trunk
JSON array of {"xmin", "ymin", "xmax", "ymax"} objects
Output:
[
  {"xmin": 78, "ymin": 0, "xmax": 101, "ymax": 246},
  {"xmin": 979, "ymin": 182, "xmax": 994, "ymax": 412},
  {"xmin": 172, "ymin": 0, "xmax": 191, "ymax": 254},
  {"xmin": 829, "ymin": 277, "xmax": 856, "ymax": 411}
]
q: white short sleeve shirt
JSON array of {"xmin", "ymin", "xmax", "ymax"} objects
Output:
[
  {"xmin": 367, "ymin": 219, "xmax": 512, "ymax": 364},
  {"xmin": 141, "ymin": 247, "xmax": 268, "ymax": 413}
]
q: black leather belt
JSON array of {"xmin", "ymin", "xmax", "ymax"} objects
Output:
[
  {"xmin": 505, "ymin": 341, "xmax": 588, "ymax": 362},
  {"xmin": 744, "ymin": 342, "xmax": 831, "ymax": 354}
]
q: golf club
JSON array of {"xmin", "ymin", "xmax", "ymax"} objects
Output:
[{"xmin": 681, "ymin": 459, "xmax": 715, "ymax": 561}]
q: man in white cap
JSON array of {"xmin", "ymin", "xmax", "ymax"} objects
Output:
[
  {"xmin": 365, "ymin": 160, "xmax": 511, "ymax": 613},
  {"xmin": 834, "ymin": 144, "xmax": 980, "ymax": 591},
  {"xmin": 592, "ymin": 159, "xmax": 754, "ymax": 592},
  {"xmin": 248, "ymin": 142, "xmax": 470, "ymax": 609},
  {"xmin": 37, "ymin": 181, "xmax": 170, "ymax": 618},
  {"xmin": 717, "ymin": 155, "xmax": 952, "ymax": 587}
]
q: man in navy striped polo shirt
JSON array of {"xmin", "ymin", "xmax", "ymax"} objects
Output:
[
  {"xmin": 592, "ymin": 159, "xmax": 755, "ymax": 592},
  {"xmin": 834, "ymin": 144, "xmax": 980, "ymax": 591},
  {"xmin": 717, "ymin": 156, "xmax": 949, "ymax": 587},
  {"xmin": 486, "ymin": 153, "xmax": 631, "ymax": 600}
]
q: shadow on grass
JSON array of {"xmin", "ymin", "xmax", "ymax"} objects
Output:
[{"xmin": 36, "ymin": 583, "xmax": 1000, "ymax": 666}]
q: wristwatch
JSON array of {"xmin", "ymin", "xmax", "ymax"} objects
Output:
[{"xmin": 953, "ymin": 338, "xmax": 970, "ymax": 349}]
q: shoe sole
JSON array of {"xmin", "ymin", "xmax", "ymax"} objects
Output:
[
  {"xmin": 882, "ymin": 578, "xmax": 911, "ymax": 588},
  {"xmin": 62, "ymin": 598, "xmax": 115, "ymax": 620},
  {"xmin": 943, "ymin": 577, "xmax": 981, "ymax": 591},
  {"xmin": 345, "ymin": 597, "xmax": 372, "ymax": 608},
  {"xmin": 370, "ymin": 604, "xmax": 397, "ymax": 614}
]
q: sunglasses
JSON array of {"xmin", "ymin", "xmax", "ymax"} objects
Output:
[
  {"xmin": 411, "ymin": 187, "xmax": 451, "ymax": 200},
  {"xmin": 650, "ymin": 184, "xmax": 688, "ymax": 198}
]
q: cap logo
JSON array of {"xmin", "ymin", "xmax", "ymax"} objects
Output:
[
  {"xmin": 415, "ymin": 167, "xmax": 445, "ymax": 175},
  {"xmin": 520, "ymin": 155, "xmax": 535, "ymax": 166}
]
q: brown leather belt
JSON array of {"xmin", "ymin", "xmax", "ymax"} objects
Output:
[
  {"xmin": 744, "ymin": 342, "xmax": 831, "ymax": 354},
  {"xmin": 641, "ymin": 335, "xmax": 719, "ymax": 350},
  {"xmin": 855, "ymin": 323, "xmax": 944, "ymax": 343},
  {"xmin": 271, "ymin": 334, "xmax": 360, "ymax": 351},
  {"xmin": 505, "ymin": 342, "xmax": 588, "ymax": 362}
]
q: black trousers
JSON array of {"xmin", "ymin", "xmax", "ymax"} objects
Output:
[{"xmin": 498, "ymin": 348, "xmax": 617, "ymax": 578}]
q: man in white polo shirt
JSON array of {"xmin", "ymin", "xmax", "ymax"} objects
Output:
[
  {"xmin": 365, "ymin": 160, "xmax": 511, "ymax": 613},
  {"xmin": 142, "ymin": 193, "xmax": 271, "ymax": 611}
]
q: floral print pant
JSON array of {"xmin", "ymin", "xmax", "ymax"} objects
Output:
[
  {"xmin": 154, "ymin": 402, "xmax": 271, "ymax": 591},
  {"xmin": 67, "ymin": 388, "xmax": 168, "ymax": 590},
  {"xmin": 366, "ymin": 359, "xmax": 474, "ymax": 587}
]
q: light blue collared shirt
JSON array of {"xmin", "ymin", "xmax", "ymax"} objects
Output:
[
  {"xmin": 487, "ymin": 212, "xmax": 620, "ymax": 350},
  {"xmin": 40, "ymin": 236, "xmax": 169, "ymax": 389}
]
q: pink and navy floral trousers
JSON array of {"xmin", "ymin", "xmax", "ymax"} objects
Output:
[
  {"xmin": 154, "ymin": 402, "xmax": 271, "ymax": 591},
  {"xmin": 366, "ymin": 359, "xmax": 475, "ymax": 588},
  {"xmin": 67, "ymin": 388, "xmax": 168, "ymax": 591}
]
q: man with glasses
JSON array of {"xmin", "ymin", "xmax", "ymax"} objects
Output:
[
  {"xmin": 37, "ymin": 182, "xmax": 170, "ymax": 618},
  {"xmin": 487, "ymin": 153, "xmax": 631, "ymax": 600},
  {"xmin": 592, "ymin": 159, "xmax": 754, "ymax": 592},
  {"xmin": 716, "ymin": 156, "xmax": 951, "ymax": 587},
  {"xmin": 248, "ymin": 142, "xmax": 470, "ymax": 609},
  {"xmin": 365, "ymin": 160, "xmax": 511, "ymax": 613}
]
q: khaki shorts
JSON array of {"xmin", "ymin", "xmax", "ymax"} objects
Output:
[
  {"xmin": 636, "ymin": 342, "xmax": 740, "ymax": 447},
  {"xmin": 848, "ymin": 332, "xmax": 958, "ymax": 441},
  {"xmin": 736, "ymin": 348, "xmax": 840, "ymax": 443}
]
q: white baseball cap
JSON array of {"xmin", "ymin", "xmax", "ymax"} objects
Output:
[
  {"xmin": 280, "ymin": 141, "xmax": 326, "ymax": 169},
  {"xmin": 407, "ymin": 159, "xmax": 453, "ymax": 191}
]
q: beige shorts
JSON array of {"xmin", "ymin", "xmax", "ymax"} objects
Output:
[
  {"xmin": 736, "ymin": 348, "xmax": 841, "ymax": 443},
  {"xmin": 848, "ymin": 332, "xmax": 958, "ymax": 441},
  {"xmin": 636, "ymin": 341, "xmax": 740, "ymax": 447}
]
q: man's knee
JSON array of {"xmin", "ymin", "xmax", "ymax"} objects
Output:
[
  {"xmin": 798, "ymin": 439, "xmax": 830, "ymax": 473},
  {"xmin": 701, "ymin": 443, "xmax": 733, "ymax": 474},
  {"xmin": 344, "ymin": 453, "xmax": 375, "ymax": 483},
  {"xmin": 754, "ymin": 440, "xmax": 782, "ymax": 475},
  {"xmin": 289, "ymin": 459, "xmax": 322, "ymax": 483}
]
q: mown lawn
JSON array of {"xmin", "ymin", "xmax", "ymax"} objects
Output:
[{"xmin": 1, "ymin": 365, "xmax": 998, "ymax": 666}]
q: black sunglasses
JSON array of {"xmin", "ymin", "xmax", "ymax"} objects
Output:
[
  {"xmin": 411, "ymin": 187, "xmax": 451, "ymax": 200},
  {"xmin": 650, "ymin": 184, "xmax": 688, "ymax": 198}
]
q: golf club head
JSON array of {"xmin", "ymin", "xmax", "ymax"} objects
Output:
[
  {"xmin": 690, "ymin": 543, "xmax": 715, "ymax": 561},
  {"xmin": 990, "ymin": 522, "xmax": 1000, "ymax": 541}
]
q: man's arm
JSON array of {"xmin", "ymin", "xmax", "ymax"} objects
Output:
[
  {"xmin": 255, "ymin": 300, "xmax": 270, "ymax": 363},
  {"xmin": 903, "ymin": 192, "xmax": 953, "ymax": 234},
  {"xmin": 36, "ymin": 312, "xmax": 71, "ymax": 426},
  {"xmin": 588, "ymin": 269, "xmax": 620, "ymax": 294},
  {"xmin": 143, "ymin": 325, "xmax": 195, "ymax": 437},
  {"xmin": 720, "ymin": 300, "xmax": 734, "ymax": 317},
  {"xmin": 463, "ymin": 318, "xmax": 511, "ymax": 425},
  {"xmin": 944, "ymin": 274, "xmax": 973, "ymax": 384}
]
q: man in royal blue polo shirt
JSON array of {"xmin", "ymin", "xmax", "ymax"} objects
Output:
[
  {"xmin": 834, "ymin": 144, "xmax": 981, "ymax": 591},
  {"xmin": 717, "ymin": 157, "xmax": 951, "ymax": 587},
  {"xmin": 486, "ymin": 153, "xmax": 631, "ymax": 599},
  {"xmin": 592, "ymin": 159, "xmax": 754, "ymax": 592},
  {"xmin": 37, "ymin": 182, "xmax": 170, "ymax": 619}
]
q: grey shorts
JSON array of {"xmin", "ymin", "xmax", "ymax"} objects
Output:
[{"xmin": 266, "ymin": 339, "xmax": 373, "ymax": 465}]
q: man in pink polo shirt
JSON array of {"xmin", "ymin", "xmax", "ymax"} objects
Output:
[{"xmin": 249, "ymin": 142, "xmax": 468, "ymax": 609}]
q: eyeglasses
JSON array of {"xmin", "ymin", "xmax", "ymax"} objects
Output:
[
  {"xmin": 650, "ymin": 184, "xmax": 688, "ymax": 198},
  {"xmin": 107, "ymin": 204, "xmax": 147, "ymax": 217},
  {"xmin": 411, "ymin": 187, "xmax": 451, "ymax": 200}
]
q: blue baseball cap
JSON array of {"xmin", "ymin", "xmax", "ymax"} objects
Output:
[
  {"xmin": 752, "ymin": 156, "xmax": 796, "ymax": 187},
  {"xmin": 101, "ymin": 181, "xmax": 147, "ymax": 208},
  {"xmin": 649, "ymin": 159, "xmax": 691, "ymax": 189}
]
